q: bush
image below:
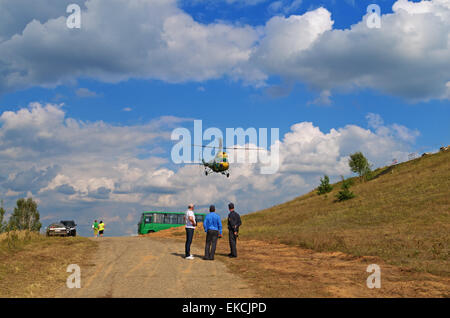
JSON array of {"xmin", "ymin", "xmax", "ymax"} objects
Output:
[
  {"xmin": 336, "ymin": 176, "xmax": 355, "ymax": 202},
  {"xmin": 364, "ymin": 169, "xmax": 374, "ymax": 181},
  {"xmin": 317, "ymin": 175, "xmax": 333, "ymax": 195}
]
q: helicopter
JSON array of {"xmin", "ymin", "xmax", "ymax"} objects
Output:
[{"xmin": 194, "ymin": 138, "xmax": 261, "ymax": 178}]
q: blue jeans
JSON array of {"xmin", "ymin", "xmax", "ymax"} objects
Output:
[
  {"xmin": 185, "ymin": 228, "xmax": 194, "ymax": 257},
  {"xmin": 205, "ymin": 230, "xmax": 219, "ymax": 260}
]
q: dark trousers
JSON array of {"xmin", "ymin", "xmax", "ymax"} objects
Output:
[
  {"xmin": 229, "ymin": 230, "xmax": 238, "ymax": 257},
  {"xmin": 204, "ymin": 230, "xmax": 219, "ymax": 260},
  {"xmin": 185, "ymin": 228, "xmax": 194, "ymax": 257}
]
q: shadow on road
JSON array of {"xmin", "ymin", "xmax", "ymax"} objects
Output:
[
  {"xmin": 171, "ymin": 252, "xmax": 204, "ymax": 259},
  {"xmin": 171, "ymin": 252, "xmax": 231, "ymax": 259}
]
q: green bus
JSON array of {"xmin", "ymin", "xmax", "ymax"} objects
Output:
[{"xmin": 137, "ymin": 211, "xmax": 206, "ymax": 234}]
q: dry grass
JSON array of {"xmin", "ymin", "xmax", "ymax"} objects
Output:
[
  {"xmin": 153, "ymin": 227, "xmax": 450, "ymax": 297},
  {"xmin": 242, "ymin": 150, "xmax": 450, "ymax": 276},
  {"xmin": 220, "ymin": 240, "xmax": 449, "ymax": 298},
  {"xmin": 154, "ymin": 151, "xmax": 450, "ymax": 297},
  {"xmin": 0, "ymin": 231, "xmax": 97, "ymax": 298}
]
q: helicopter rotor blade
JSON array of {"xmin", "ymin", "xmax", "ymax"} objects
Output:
[
  {"xmin": 223, "ymin": 146, "xmax": 264, "ymax": 151},
  {"xmin": 192, "ymin": 144, "xmax": 219, "ymax": 149},
  {"xmin": 192, "ymin": 144, "xmax": 264, "ymax": 151}
]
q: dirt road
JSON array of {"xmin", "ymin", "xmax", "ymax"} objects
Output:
[
  {"xmin": 57, "ymin": 236, "xmax": 255, "ymax": 298},
  {"xmin": 55, "ymin": 234, "xmax": 449, "ymax": 298}
]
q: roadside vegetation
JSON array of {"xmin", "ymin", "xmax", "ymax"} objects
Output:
[
  {"xmin": 0, "ymin": 198, "xmax": 97, "ymax": 297},
  {"xmin": 241, "ymin": 150, "xmax": 450, "ymax": 276},
  {"xmin": 0, "ymin": 197, "xmax": 42, "ymax": 234},
  {"xmin": 0, "ymin": 231, "xmax": 97, "ymax": 297}
]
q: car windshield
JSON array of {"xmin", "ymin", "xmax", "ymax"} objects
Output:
[
  {"xmin": 61, "ymin": 221, "xmax": 75, "ymax": 227},
  {"xmin": 49, "ymin": 223, "xmax": 65, "ymax": 228}
]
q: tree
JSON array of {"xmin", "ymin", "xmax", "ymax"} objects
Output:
[
  {"xmin": 0, "ymin": 200, "xmax": 6, "ymax": 233},
  {"xmin": 317, "ymin": 175, "xmax": 333, "ymax": 195},
  {"xmin": 8, "ymin": 198, "xmax": 42, "ymax": 231},
  {"xmin": 349, "ymin": 152, "xmax": 372, "ymax": 181},
  {"xmin": 336, "ymin": 176, "xmax": 355, "ymax": 202}
]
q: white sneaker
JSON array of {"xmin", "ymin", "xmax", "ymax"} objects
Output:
[{"xmin": 186, "ymin": 255, "xmax": 194, "ymax": 260}]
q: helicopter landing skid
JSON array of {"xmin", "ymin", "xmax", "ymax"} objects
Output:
[{"xmin": 204, "ymin": 167, "xmax": 230, "ymax": 178}]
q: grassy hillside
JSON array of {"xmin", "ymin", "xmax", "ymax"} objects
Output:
[
  {"xmin": 0, "ymin": 231, "xmax": 97, "ymax": 297},
  {"xmin": 240, "ymin": 150, "xmax": 450, "ymax": 276}
]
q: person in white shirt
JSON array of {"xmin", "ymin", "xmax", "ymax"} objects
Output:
[{"xmin": 184, "ymin": 204, "xmax": 196, "ymax": 259}]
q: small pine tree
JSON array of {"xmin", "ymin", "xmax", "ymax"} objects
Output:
[
  {"xmin": 336, "ymin": 176, "xmax": 355, "ymax": 202},
  {"xmin": 8, "ymin": 197, "xmax": 42, "ymax": 231},
  {"xmin": 317, "ymin": 175, "xmax": 333, "ymax": 195}
]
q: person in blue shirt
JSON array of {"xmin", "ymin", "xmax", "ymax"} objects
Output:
[{"xmin": 203, "ymin": 205, "xmax": 222, "ymax": 260}]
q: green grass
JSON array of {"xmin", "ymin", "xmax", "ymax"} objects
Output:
[{"xmin": 240, "ymin": 150, "xmax": 450, "ymax": 276}]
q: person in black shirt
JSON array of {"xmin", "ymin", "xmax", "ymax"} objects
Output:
[{"xmin": 227, "ymin": 202, "xmax": 241, "ymax": 258}]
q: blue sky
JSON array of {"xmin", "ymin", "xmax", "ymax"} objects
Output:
[
  {"xmin": 0, "ymin": 0, "xmax": 448, "ymax": 236},
  {"xmin": 2, "ymin": 76, "xmax": 448, "ymax": 152}
]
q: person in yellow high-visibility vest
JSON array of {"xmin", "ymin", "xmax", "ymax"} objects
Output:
[
  {"xmin": 98, "ymin": 221, "xmax": 105, "ymax": 237},
  {"xmin": 92, "ymin": 220, "xmax": 99, "ymax": 238}
]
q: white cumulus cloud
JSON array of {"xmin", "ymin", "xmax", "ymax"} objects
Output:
[
  {"xmin": 0, "ymin": 103, "xmax": 418, "ymax": 235},
  {"xmin": 0, "ymin": 0, "xmax": 448, "ymax": 101}
]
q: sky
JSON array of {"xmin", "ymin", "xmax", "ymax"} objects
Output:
[{"xmin": 0, "ymin": 0, "xmax": 448, "ymax": 236}]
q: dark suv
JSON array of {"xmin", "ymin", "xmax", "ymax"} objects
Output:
[{"xmin": 60, "ymin": 220, "xmax": 77, "ymax": 236}]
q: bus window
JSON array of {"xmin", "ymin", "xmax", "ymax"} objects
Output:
[
  {"xmin": 144, "ymin": 216, "xmax": 152, "ymax": 224},
  {"xmin": 153, "ymin": 213, "xmax": 164, "ymax": 224},
  {"xmin": 169, "ymin": 214, "xmax": 178, "ymax": 224},
  {"xmin": 163, "ymin": 214, "xmax": 175, "ymax": 224}
]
